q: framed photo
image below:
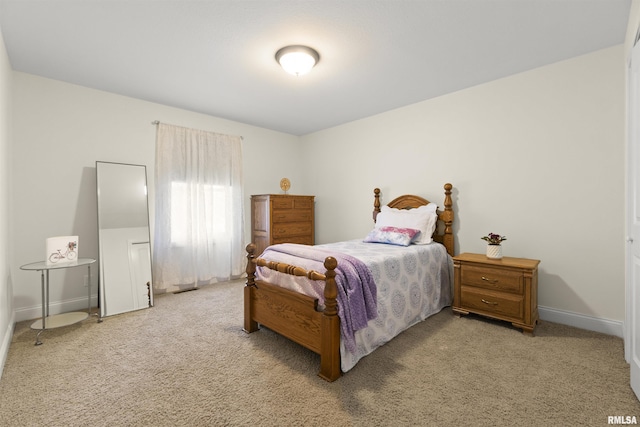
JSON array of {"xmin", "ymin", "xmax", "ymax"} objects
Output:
[{"xmin": 46, "ymin": 236, "xmax": 78, "ymax": 266}]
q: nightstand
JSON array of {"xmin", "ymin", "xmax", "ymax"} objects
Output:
[{"xmin": 452, "ymin": 253, "xmax": 540, "ymax": 335}]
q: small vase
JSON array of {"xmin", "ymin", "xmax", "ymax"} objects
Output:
[{"xmin": 486, "ymin": 244, "xmax": 503, "ymax": 259}]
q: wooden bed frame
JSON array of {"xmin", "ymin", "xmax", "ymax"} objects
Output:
[{"xmin": 244, "ymin": 183, "xmax": 454, "ymax": 381}]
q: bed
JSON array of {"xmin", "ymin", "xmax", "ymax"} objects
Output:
[{"xmin": 244, "ymin": 183, "xmax": 454, "ymax": 381}]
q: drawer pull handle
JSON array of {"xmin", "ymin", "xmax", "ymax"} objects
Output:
[
  {"xmin": 481, "ymin": 299, "xmax": 498, "ymax": 305},
  {"xmin": 481, "ymin": 276, "xmax": 498, "ymax": 284}
]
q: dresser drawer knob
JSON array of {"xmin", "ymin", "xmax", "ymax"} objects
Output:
[
  {"xmin": 481, "ymin": 276, "xmax": 498, "ymax": 284},
  {"xmin": 481, "ymin": 299, "xmax": 498, "ymax": 305}
]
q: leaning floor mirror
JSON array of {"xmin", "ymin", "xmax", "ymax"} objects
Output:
[{"xmin": 96, "ymin": 161, "xmax": 153, "ymax": 318}]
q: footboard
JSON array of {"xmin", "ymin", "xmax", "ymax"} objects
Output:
[{"xmin": 244, "ymin": 243, "xmax": 341, "ymax": 382}]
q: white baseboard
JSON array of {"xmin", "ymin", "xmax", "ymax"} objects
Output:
[
  {"xmin": 539, "ymin": 305, "xmax": 623, "ymax": 338},
  {"xmin": 14, "ymin": 295, "xmax": 98, "ymax": 323},
  {"xmin": 0, "ymin": 310, "xmax": 15, "ymax": 380}
]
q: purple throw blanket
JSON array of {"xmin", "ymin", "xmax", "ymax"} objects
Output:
[{"xmin": 262, "ymin": 243, "xmax": 377, "ymax": 354}]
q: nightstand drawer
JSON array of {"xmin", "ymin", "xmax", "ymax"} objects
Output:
[
  {"xmin": 461, "ymin": 265, "xmax": 523, "ymax": 294},
  {"xmin": 461, "ymin": 287, "xmax": 523, "ymax": 319}
]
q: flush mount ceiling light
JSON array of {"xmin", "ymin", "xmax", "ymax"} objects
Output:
[{"xmin": 275, "ymin": 45, "xmax": 320, "ymax": 76}]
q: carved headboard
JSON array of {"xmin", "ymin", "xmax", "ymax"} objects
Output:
[{"xmin": 372, "ymin": 183, "xmax": 454, "ymax": 256}]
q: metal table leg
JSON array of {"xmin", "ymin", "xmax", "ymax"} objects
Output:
[
  {"xmin": 35, "ymin": 269, "xmax": 46, "ymax": 346},
  {"xmin": 87, "ymin": 264, "xmax": 91, "ymax": 315}
]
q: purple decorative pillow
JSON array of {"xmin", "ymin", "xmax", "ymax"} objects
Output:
[{"xmin": 363, "ymin": 226, "xmax": 421, "ymax": 247}]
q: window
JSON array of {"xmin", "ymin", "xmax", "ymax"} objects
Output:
[
  {"xmin": 170, "ymin": 181, "xmax": 231, "ymax": 246},
  {"xmin": 153, "ymin": 122, "xmax": 244, "ymax": 291}
]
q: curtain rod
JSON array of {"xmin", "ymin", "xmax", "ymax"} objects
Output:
[{"xmin": 151, "ymin": 120, "xmax": 243, "ymax": 140}]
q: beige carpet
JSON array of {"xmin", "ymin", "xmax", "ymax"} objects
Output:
[{"xmin": 0, "ymin": 279, "xmax": 638, "ymax": 427}]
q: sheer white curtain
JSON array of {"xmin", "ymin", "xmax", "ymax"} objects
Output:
[{"xmin": 153, "ymin": 123, "xmax": 244, "ymax": 293}]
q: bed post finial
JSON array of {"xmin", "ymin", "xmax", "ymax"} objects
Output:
[
  {"xmin": 444, "ymin": 183, "xmax": 452, "ymax": 206},
  {"xmin": 442, "ymin": 183, "xmax": 454, "ymax": 256},
  {"xmin": 323, "ymin": 257, "xmax": 338, "ymax": 316},
  {"xmin": 319, "ymin": 256, "xmax": 340, "ymax": 381},
  {"xmin": 243, "ymin": 243, "xmax": 259, "ymax": 334},
  {"xmin": 373, "ymin": 188, "xmax": 381, "ymax": 222},
  {"xmin": 246, "ymin": 243, "xmax": 257, "ymax": 288}
]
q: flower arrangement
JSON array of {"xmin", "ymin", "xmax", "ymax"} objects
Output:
[{"xmin": 481, "ymin": 232, "xmax": 507, "ymax": 246}]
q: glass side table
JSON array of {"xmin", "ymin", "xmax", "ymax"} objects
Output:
[{"xmin": 20, "ymin": 258, "xmax": 96, "ymax": 345}]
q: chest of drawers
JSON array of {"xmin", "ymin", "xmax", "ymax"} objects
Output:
[
  {"xmin": 250, "ymin": 194, "xmax": 315, "ymax": 256},
  {"xmin": 452, "ymin": 253, "xmax": 540, "ymax": 335}
]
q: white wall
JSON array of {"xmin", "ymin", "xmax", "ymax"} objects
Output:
[
  {"xmin": 302, "ymin": 46, "xmax": 625, "ymax": 333},
  {"xmin": 6, "ymin": 43, "xmax": 627, "ymax": 338},
  {"xmin": 11, "ymin": 72, "xmax": 305, "ymax": 322},
  {"xmin": 0, "ymin": 23, "xmax": 13, "ymax": 377}
]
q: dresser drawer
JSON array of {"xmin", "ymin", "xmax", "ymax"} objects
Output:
[
  {"xmin": 272, "ymin": 223, "xmax": 313, "ymax": 238},
  {"xmin": 272, "ymin": 210, "xmax": 313, "ymax": 223},
  {"xmin": 293, "ymin": 198, "xmax": 313, "ymax": 209},
  {"xmin": 461, "ymin": 287, "xmax": 523, "ymax": 320},
  {"xmin": 461, "ymin": 265, "xmax": 523, "ymax": 294},
  {"xmin": 272, "ymin": 198, "xmax": 314, "ymax": 210},
  {"xmin": 273, "ymin": 235, "xmax": 313, "ymax": 245}
]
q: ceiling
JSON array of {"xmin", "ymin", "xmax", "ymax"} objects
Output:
[{"xmin": 0, "ymin": 0, "xmax": 632, "ymax": 136}]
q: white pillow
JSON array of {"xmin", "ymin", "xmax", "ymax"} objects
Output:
[
  {"xmin": 418, "ymin": 202, "xmax": 438, "ymax": 213},
  {"xmin": 375, "ymin": 204, "xmax": 438, "ymax": 245}
]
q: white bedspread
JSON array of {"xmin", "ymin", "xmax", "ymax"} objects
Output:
[{"xmin": 255, "ymin": 240, "xmax": 453, "ymax": 373}]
